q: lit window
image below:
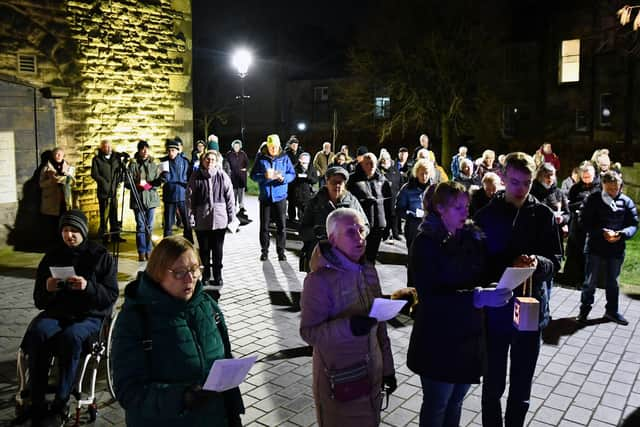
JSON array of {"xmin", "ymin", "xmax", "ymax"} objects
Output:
[
  {"xmin": 314, "ymin": 86, "xmax": 329, "ymax": 102},
  {"xmin": 559, "ymin": 39, "xmax": 580, "ymax": 83},
  {"xmin": 374, "ymin": 97, "xmax": 390, "ymax": 119}
]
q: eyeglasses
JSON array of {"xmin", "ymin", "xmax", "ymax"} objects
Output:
[{"xmin": 167, "ymin": 265, "xmax": 203, "ymax": 280}]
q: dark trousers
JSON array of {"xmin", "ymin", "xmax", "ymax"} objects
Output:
[
  {"xmin": 419, "ymin": 376, "xmax": 471, "ymax": 427},
  {"xmin": 259, "ymin": 199, "xmax": 287, "ymax": 255},
  {"xmin": 98, "ymin": 196, "xmax": 120, "ymax": 239},
  {"xmin": 365, "ymin": 227, "xmax": 384, "ymax": 263},
  {"xmin": 163, "ymin": 201, "xmax": 193, "ymax": 243},
  {"xmin": 134, "ymin": 208, "xmax": 155, "ymax": 254},
  {"xmin": 482, "ymin": 328, "xmax": 541, "ymax": 427},
  {"xmin": 23, "ymin": 315, "xmax": 101, "ymax": 404},
  {"xmin": 404, "ymin": 216, "xmax": 422, "ymax": 285},
  {"xmin": 581, "ymin": 253, "xmax": 624, "ymax": 313},
  {"xmin": 195, "ymin": 229, "xmax": 226, "ymax": 282}
]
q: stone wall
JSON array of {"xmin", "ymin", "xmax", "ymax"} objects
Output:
[{"xmin": 0, "ymin": 0, "xmax": 193, "ymax": 235}]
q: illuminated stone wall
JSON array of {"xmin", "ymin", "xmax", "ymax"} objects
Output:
[{"xmin": 0, "ymin": 0, "xmax": 192, "ymax": 234}]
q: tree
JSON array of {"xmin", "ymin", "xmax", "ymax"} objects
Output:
[{"xmin": 338, "ymin": 0, "xmax": 506, "ymax": 163}]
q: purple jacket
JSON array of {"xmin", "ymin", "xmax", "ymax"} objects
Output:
[{"xmin": 186, "ymin": 167, "xmax": 234, "ymax": 231}]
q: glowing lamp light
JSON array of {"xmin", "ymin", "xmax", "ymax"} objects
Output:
[
  {"xmin": 602, "ymin": 108, "xmax": 611, "ymax": 118},
  {"xmin": 231, "ymin": 48, "xmax": 253, "ymax": 77},
  {"xmin": 297, "ymin": 122, "xmax": 307, "ymax": 132}
]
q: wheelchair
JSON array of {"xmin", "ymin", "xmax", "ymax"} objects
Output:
[{"xmin": 14, "ymin": 310, "xmax": 119, "ymax": 426}]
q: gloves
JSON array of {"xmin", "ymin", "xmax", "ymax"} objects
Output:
[
  {"xmin": 473, "ymin": 287, "xmax": 513, "ymax": 309},
  {"xmin": 382, "ymin": 375, "xmax": 397, "ymax": 395},
  {"xmin": 349, "ymin": 315, "xmax": 377, "ymax": 336},
  {"xmin": 183, "ymin": 384, "xmax": 217, "ymax": 411}
]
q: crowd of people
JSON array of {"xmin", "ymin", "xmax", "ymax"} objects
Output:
[{"xmin": 22, "ymin": 132, "xmax": 638, "ymax": 427}]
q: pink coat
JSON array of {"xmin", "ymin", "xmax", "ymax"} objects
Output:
[{"xmin": 300, "ymin": 242, "xmax": 395, "ymax": 427}]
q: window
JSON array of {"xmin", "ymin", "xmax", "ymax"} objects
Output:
[
  {"xmin": 374, "ymin": 97, "xmax": 390, "ymax": 119},
  {"xmin": 17, "ymin": 54, "xmax": 37, "ymax": 74},
  {"xmin": 559, "ymin": 39, "xmax": 580, "ymax": 83},
  {"xmin": 314, "ymin": 86, "xmax": 329, "ymax": 102}
]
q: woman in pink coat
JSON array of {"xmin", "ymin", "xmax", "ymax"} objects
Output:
[{"xmin": 300, "ymin": 208, "xmax": 396, "ymax": 426}]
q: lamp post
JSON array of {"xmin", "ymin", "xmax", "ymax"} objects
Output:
[{"xmin": 231, "ymin": 48, "xmax": 253, "ymax": 143}]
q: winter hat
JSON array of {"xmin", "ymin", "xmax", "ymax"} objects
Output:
[
  {"xmin": 59, "ymin": 209, "xmax": 89, "ymax": 240},
  {"xmin": 231, "ymin": 139, "xmax": 243, "ymax": 148},
  {"xmin": 137, "ymin": 140, "xmax": 150, "ymax": 151},
  {"xmin": 165, "ymin": 138, "xmax": 180, "ymax": 150},
  {"xmin": 325, "ymin": 166, "xmax": 350, "ymax": 181},
  {"xmin": 287, "ymin": 135, "xmax": 299, "ymax": 145},
  {"xmin": 207, "ymin": 140, "xmax": 220, "ymax": 151},
  {"xmin": 356, "ymin": 146, "xmax": 369, "ymax": 157},
  {"xmin": 266, "ymin": 134, "xmax": 281, "ymax": 148}
]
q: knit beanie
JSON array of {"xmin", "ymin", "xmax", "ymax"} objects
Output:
[
  {"xmin": 59, "ymin": 209, "xmax": 89, "ymax": 240},
  {"xmin": 207, "ymin": 140, "xmax": 220, "ymax": 151},
  {"xmin": 356, "ymin": 146, "xmax": 369, "ymax": 157}
]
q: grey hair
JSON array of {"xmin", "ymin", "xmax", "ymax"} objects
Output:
[
  {"xmin": 326, "ymin": 208, "xmax": 364, "ymax": 239},
  {"xmin": 536, "ymin": 162, "xmax": 556, "ymax": 180},
  {"xmin": 482, "ymin": 172, "xmax": 501, "ymax": 185}
]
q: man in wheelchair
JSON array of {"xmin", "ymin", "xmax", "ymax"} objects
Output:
[{"xmin": 22, "ymin": 210, "xmax": 118, "ymax": 427}]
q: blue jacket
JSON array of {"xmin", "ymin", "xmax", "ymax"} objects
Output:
[
  {"xmin": 250, "ymin": 147, "xmax": 295, "ymax": 202},
  {"xmin": 160, "ymin": 154, "xmax": 190, "ymax": 202},
  {"xmin": 581, "ymin": 191, "xmax": 638, "ymax": 258},
  {"xmin": 474, "ymin": 192, "xmax": 562, "ymax": 331},
  {"xmin": 395, "ymin": 178, "xmax": 429, "ymax": 219}
]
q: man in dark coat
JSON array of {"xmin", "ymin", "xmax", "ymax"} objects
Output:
[
  {"xmin": 91, "ymin": 140, "xmax": 126, "ymax": 244},
  {"xmin": 474, "ymin": 153, "xmax": 562, "ymax": 427},
  {"xmin": 379, "ymin": 152, "xmax": 402, "ymax": 241},
  {"xmin": 226, "ymin": 139, "xmax": 249, "ymax": 213},
  {"xmin": 577, "ymin": 171, "xmax": 638, "ymax": 325},
  {"xmin": 160, "ymin": 138, "xmax": 193, "ymax": 243},
  {"xmin": 23, "ymin": 210, "xmax": 118, "ymax": 426},
  {"xmin": 347, "ymin": 153, "xmax": 391, "ymax": 262},
  {"xmin": 288, "ymin": 152, "xmax": 318, "ymax": 223}
]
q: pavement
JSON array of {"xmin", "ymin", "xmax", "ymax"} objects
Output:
[{"xmin": 1, "ymin": 195, "xmax": 640, "ymax": 426}]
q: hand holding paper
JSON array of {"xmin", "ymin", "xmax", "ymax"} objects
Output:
[
  {"xmin": 369, "ymin": 298, "xmax": 407, "ymax": 322},
  {"xmin": 49, "ymin": 266, "xmax": 76, "ymax": 280},
  {"xmin": 203, "ymin": 356, "xmax": 257, "ymax": 392},
  {"xmin": 496, "ymin": 267, "xmax": 535, "ymax": 291}
]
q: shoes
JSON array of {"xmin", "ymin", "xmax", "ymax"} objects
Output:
[
  {"xmin": 576, "ymin": 306, "xmax": 591, "ymax": 324},
  {"xmin": 41, "ymin": 400, "xmax": 68, "ymax": 427},
  {"xmin": 278, "ymin": 253, "xmax": 287, "ymax": 261},
  {"xmin": 145, "ymin": 252, "xmax": 151, "ymax": 261},
  {"xmin": 138, "ymin": 253, "xmax": 146, "ymax": 262},
  {"xmin": 605, "ymin": 312, "xmax": 629, "ymax": 326},
  {"xmin": 260, "ymin": 253, "xmax": 268, "ymax": 261}
]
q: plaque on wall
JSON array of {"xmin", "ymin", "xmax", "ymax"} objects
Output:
[{"xmin": 0, "ymin": 131, "xmax": 17, "ymax": 204}]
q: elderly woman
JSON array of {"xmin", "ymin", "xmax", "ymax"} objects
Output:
[
  {"xmin": 396, "ymin": 159, "xmax": 434, "ymax": 252},
  {"xmin": 453, "ymin": 158, "xmax": 480, "ymax": 191},
  {"xmin": 300, "ymin": 208, "xmax": 396, "ymax": 426},
  {"xmin": 476, "ymin": 149, "xmax": 500, "ymax": 179},
  {"xmin": 408, "ymin": 182, "xmax": 511, "ymax": 426},
  {"xmin": 469, "ymin": 172, "xmax": 502, "ymax": 216},
  {"xmin": 40, "ymin": 147, "xmax": 75, "ymax": 246},
  {"xmin": 111, "ymin": 236, "xmax": 244, "ymax": 427},
  {"xmin": 187, "ymin": 150, "xmax": 235, "ymax": 300}
]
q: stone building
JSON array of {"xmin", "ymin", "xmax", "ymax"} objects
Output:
[{"xmin": 0, "ymin": 0, "xmax": 193, "ymax": 245}]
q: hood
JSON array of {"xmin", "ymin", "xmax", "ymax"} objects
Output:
[
  {"xmin": 259, "ymin": 143, "xmax": 283, "ymax": 158},
  {"xmin": 309, "ymin": 240, "xmax": 365, "ymax": 273}
]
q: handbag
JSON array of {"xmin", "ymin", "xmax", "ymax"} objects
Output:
[
  {"xmin": 513, "ymin": 276, "xmax": 539, "ymax": 331},
  {"xmin": 325, "ymin": 357, "xmax": 371, "ymax": 402}
]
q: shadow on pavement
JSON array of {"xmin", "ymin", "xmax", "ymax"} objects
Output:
[
  {"xmin": 542, "ymin": 317, "xmax": 608, "ymax": 345},
  {"xmin": 259, "ymin": 345, "xmax": 313, "ymax": 362},
  {"xmin": 621, "ymin": 406, "xmax": 640, "ymax": 426},
  {"xmin": 0, "ymin": 266, "xmax": 37, "ymax": 280},
  {"xmin": 262, "ymin": 261, "xmax": 301, "ymax": 311}
]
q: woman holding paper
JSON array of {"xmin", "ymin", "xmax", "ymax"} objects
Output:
[
  {"xmin": 407, "ymin": 182, "xmax": 512, "ymax": 427},
  {"xmin": 111, "ymin": 236, "xmax": 244, "ymax": 427}
]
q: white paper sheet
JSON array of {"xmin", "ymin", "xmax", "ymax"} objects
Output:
[
  {"xmin": 49, "ymin": 266, "xmax": 76, "ymax": 280},
  {"xmin": 203, "ymin": 356, "xmax": 257, "ymax": 392},
  {"xmin": 160, "ymin": 161, "xmax": 170, "ymax": 173},
  {"xmin": 496, "ymin": 267, "xmax": 535, "ymax": 291},
  {"xmin": 369, "ymin": 298, "xmax": 407, "ymax": 322}
]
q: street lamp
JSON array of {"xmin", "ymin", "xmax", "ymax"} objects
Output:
[
  {"xmin": 296, "ymin": 121, "xmax": 307, "ymax": 132},
  {"xmin": 231, "ymin": 48, "xmax": 253, "ymax": 142}
]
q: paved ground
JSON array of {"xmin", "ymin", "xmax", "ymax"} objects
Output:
[{"xmin": 1, "ymin": 195, "xmax": 640, "ymax": 426}]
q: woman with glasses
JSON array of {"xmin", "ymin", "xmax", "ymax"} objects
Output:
[
  {"xmin": 111, "ymin": 235, "xmax": 244, "ymax": 427},
  {"xmin": 186, "ymin": 149, "xmax": 235, "ymax": 300}
]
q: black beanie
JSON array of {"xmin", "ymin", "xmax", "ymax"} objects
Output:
[{"xmin": 59, "ymin": 209, "xmax": 89, "ymax": 240}]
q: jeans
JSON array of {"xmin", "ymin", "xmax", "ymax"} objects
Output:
[
  {"xmin": 134, "ymin": 208, "xmax": 155, "ymax": 254},
  {"xmin": 163, "ymin": 201, "xmax": 193, "ymax": 242},
  {"xmin": 259, "ymin": 199, "xmax": 287, "ymax": 255},
  {"xmin": 482, "ymin": 328, "xmax": 541, "ymax": 427},
  {"xmin": 23, "ymin": 315, "xmax": 102, "ymax": 404},
  {"xmin": 195, "ymin": 229, "xmax": 226, "ymax": 282},
  {"xmin": 419, "ymin": 376, "xmax": 471, "ymax": 427},
  {"xmin": 581, "ymin": 253, "xmax": 624, "ymax": 313},
  {"xmin": 98, "ymin": 196, "xmax": 121, "ymax": 239}
]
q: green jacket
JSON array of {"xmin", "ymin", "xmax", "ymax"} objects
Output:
[
  {"xmin": 126, "ymin": 154, "xmax": 162, "ymax": 210},
  {"xmin": 111, "ymin": 272, "xmax": 241, "ymax": 426}
]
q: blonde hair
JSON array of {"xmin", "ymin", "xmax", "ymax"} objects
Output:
[
  {"xmin": 146, "ymin": 236, "xmax": 201, "ymax": 283},
  {"xmin": 412, "ymin": 159, "xmax": 433, "ymax": 178}
]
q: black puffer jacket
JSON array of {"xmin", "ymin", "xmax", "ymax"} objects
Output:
[
  {"xmin": 407, "ymin": 213, "xmax": 489, "ymax": 384},
  {"xmin": 347, "ymin": 165, "xmax": 391, "ymax": 229},
  {"xmin": 91, "ymin": 152, "xmax": 124, "ymax": 199},
  {"xmin": 530, "ymin": 181, "xmax": 570, "ymax": 226},
  {"xmin": 289, "ymin": 163, "xmax": 318, "ymax": 206},
  {"xmin": 581, "ymin": 191, "xmax": 638, "ymax": 257},
  {"xmin": 34, "ymin": 240, "xmax": 118, "ymax": 319}
]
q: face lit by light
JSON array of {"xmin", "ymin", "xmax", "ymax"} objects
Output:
[
  {"xmin": 581, "ymin": 166, "xmax": 595, "ymax": 184},
  {"xmin": 53, "ymin": 149, "xmax": 64, "ymax": 163},
  {"xmin": 437, "ymin": 193, "xmax": 469, "ymax": 233},
  {"xmin": 139, "ymin": 146, "xmax": 149, "ymax": 159},
  {"xmin": 460, "ymin": 162, "xmax": 472, "ymax": 177},
  {"xmin": 415, "ymin": 166, "xmax": 429, "ymax": 184},
  {"xmin": 326, "ymin": 175, "xmax": 346, "ymax": 202},
  {"xmin": 160, "ymin": 251, "xmax": 200, "ymax": 301},
  {"xmin": 202, "ymin": 154, "xmax": 217, "ymax": 171},
  {"xmin": 361, "ymin": 157, "xmax": 376, "ymax": 177},
  {"xmin": 168, "ymin": 148, "xmax": 179, "ymax": 160},
  {"xmin": 61, "ymin": 225, "xmax": 83, "ymax": 247},
  {"xmin": 100, "ymin": 141, "xmax": 112, "ymax": 155},
  {"xmin": 504, "ymin": 167, "xmax": 533, "ymax": 207},
  {"xmin": 539, "ymin": 171, "xmax": 555, "ymax": 187},
  {"xmin": 484, "ymin": 181, "xmax": 498, "ymax": 198},
  {"xmin": 267, "ymin": 144, "xmax": 278, "ymax": 157},
  {"xmin": 329, "ymin": 215, "xmax": 368, "ymax": 262},
  {"xmin": 398, "ymin": 151, "xmax": 408, "ymax": 163},
  {"xmin": 603, "ymin": 181, "xmax": 621, "ymax": 198},
  {"xmin": 323, "ymin": 142, "xmax": 331, "ymax": 154}
]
